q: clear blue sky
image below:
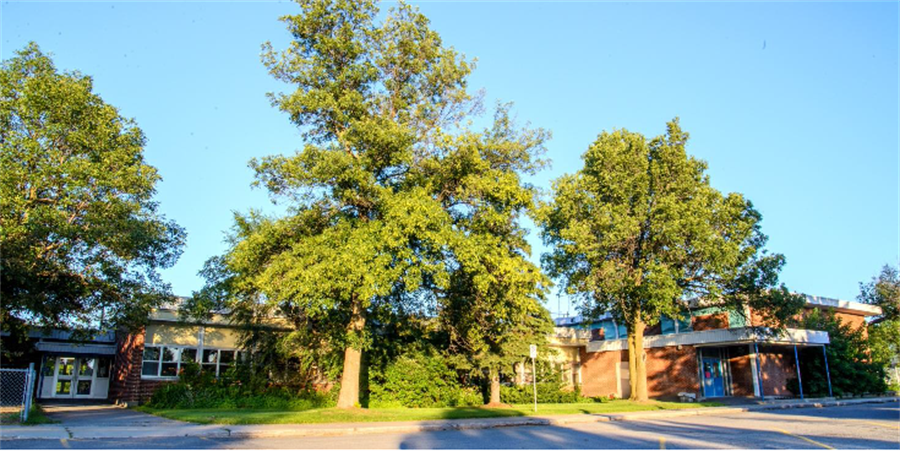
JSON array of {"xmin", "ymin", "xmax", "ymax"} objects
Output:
[{"xmin": 3, "ymin": 1, "xmax": 897, "ymax": 315}]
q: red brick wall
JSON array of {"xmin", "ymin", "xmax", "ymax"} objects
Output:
[
  {"xmin": 580, "ymin": 345, "xmax": 701, "ymax": 400},
  {"xmin": 758, "ymin": 346, "xmax": 796, "ymax": 397},
  {"xmin": 645, "ymin": 345, "xmax": 699, "ymax": 399},
  {"xmin": 109, "ymin": 328, "xmax": 170, "ymax": 404},
  {"xmin": 579, "ymin": 348, "xmax": 619, "ymax": 399},
  {"xmin": 727, "ymin": 346, "xmax": 755, "ymax": 397},
  {"xmin": 750, "ymin": 306, "xmax": 869, "ymax": 338},
  {"xmin": 834, "ymin": 312, "xmax": 867, "ymax": 337},
  {"xmin": 692, "ymin": 313, "xmax": 728, "ymax": 331}
]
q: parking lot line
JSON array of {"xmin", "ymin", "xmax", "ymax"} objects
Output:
[{"xmin": 776, "ymin": 429, "xmax": 834, "ymax": 449}]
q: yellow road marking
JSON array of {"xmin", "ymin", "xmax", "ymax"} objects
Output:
[
  {"xmin": 659, "ymin": 437, "xmax": 666, "ymax": 449},
  {"xmin": 857, "ymin": 420, "xmax": 900, "ymax": 429},
  {"xmin": 59, "ymin": 438, "xmax": 71, "ymax": 449},
  {"xmin": 777, "ymin": 429, "xmax": 834, "ymax": 449}
]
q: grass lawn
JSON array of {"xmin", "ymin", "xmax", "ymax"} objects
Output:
[
  {"xmin": 139, "ymin": 400, "xmax": 723, "ymax": 425},
  {"xmin": 0, "ymin": 405, "xmax": 58, "ymax": 426}
]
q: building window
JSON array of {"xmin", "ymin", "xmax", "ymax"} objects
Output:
[
  {"xmin": 97, "ymin": 358, "xmax": 111, "ymax": 378},
  {"xmin": 142, "ymin": 345, "xmax": 235, "ymax": 379}
]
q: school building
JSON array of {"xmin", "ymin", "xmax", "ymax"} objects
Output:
[
  {"xmin": 547, "ymin": 295, "xmax": 880, "ymax": 400},
  {"xmin": 18, "ymin": 294, "xmax": 880, "ymax": 404}
]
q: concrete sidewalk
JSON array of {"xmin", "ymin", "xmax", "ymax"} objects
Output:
[{"xmin": 1, "ymin": 396, "xmax": 896, "ymax": 441}]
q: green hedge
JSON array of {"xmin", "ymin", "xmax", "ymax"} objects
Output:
[
  {"xmin": 147, "ymin": 363, "xmax": 339, "ymax": 410},
  {"xmin": 368, "ymin": 352, "xmax": 483, "ymax": 408},
  {"xmin": 500, "ymin": 382, "xmax": 593, "ymax": 404}
]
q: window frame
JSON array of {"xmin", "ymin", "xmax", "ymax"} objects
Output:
[{"xmin": 141, "ymin": 344, "xmax": 236, "ymax": 380}]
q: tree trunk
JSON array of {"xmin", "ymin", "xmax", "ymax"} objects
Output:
[
  {"xmin": 336, "ymin": 297, "xmax": 366, "ymax": 409},
  {"xmin": 627, "ymin": 322, "xmax": 637, "ymax": 400},
  {"xmin": 488, "ymin": 368, "xmax": 502, "ymax": 405},
  {"xmin": 629, "ymin": 319, "xmax": 649, "ymax": 402}
]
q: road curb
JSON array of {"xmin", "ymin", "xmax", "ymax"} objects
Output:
[{"xmin": 2, "ymin": 397, "xmax": 896, "ymax": 440}]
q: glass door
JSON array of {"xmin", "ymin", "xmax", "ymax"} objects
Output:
[
  {"xmin": 52, "ymin": 357, "xmax": 96, "ymax": 397},
  {"xmin": 75, "ymin": 358, "xmax": 94, "ymax": 397},
  {"xmin": 54, "ymin": 356, "xmax": 76, "ymax": 397}
]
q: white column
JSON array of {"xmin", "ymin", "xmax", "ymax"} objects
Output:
[{"xmin": 748, "ymin": 344, "xmax": 760, "ymax": 397}]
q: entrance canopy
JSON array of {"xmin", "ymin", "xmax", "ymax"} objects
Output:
[
  {"xmin": 587, "ymin": 327, "xmax": 829, "ymax": 352},
  {"xmin": 35, "ymin": 342, "xmax": 116, "ymax": 355}
]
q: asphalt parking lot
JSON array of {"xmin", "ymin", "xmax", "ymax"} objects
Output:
[{"xmin": 2, "ymin": 402, "xmax": 898, "ymax": 449}]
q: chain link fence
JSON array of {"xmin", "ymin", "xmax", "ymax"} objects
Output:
[{"xmin": 0, "ymin": 364, "xmax": 36, "ymax": 422}]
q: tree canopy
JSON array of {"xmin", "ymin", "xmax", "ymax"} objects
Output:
[
  {"xmin": 537, "ymin": 119, "xmax": 802, "ymax": 401},
  {"xmin": 195, "ymin": 0, "xmax": 552, "ymax": 408},
  {"xmin": 858, "ymin": 264, "xmax": 899, "ymax": 322},
  {"xmin": 0, "ymin": 43, "xmax": 185, "ymax": 338}
]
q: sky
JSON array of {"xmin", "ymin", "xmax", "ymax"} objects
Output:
[{"xmin": 2, "ymin": 1, "xmax": 897, "ymax": 317}]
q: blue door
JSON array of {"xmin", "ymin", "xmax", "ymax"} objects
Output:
[{"xmin": 702, "ymin": 357, "xmax": 725, "ymax": 397}]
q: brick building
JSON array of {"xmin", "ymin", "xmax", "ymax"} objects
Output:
[
  {"xmin": 547, "ymin": 295, "xmax": 881, "ymax": 400},
  {"xmin": 23, "ymin": 294, "xmax": 879, "ymax": 404}
]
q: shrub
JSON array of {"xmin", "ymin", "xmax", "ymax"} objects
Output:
[
  {"xmin": 368, "ymin": 352, "xmax": 481, "ymax": 408},
  {"xmin": 500, "ymin": 382, "xmax": 591, "ymax": 404},
  {"xmin": 146, "ymin": 362, "xmax": 338, "ymax": 410},
  {"xmin": 786, "ymin": 310, "xmax": 887, "ymax": 397}
]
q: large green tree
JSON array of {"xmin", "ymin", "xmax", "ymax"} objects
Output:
[
  {"xmin": 859, "ymin": 265, "xmax": 899, "ymax": 322},
  {"xmin": 436, "ymin": 106, "xmax": 554, "ymax": 405},
  {"xmin": 789, "ymin": 309, "xmax": 887, "ymax": 396},
  {"xmin": 207, "ymin": 0, "xmax": 551, "ymax": 409},
  {"xmin": 537, "ymin": 119, "xmax": 802, "ymax": 401},
  {"xmin": 0, "ymin": 43, "xmax": 185, "ymax": 338},
  {"xmin": 859, "ymin": 265, "xmax": 900, "ymax": 387}
]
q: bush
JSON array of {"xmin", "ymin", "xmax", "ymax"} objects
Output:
[
  {"xmin": 147, "ymin": 362, "xmax": 338, "ymax": 410},
  {"xmin": 500, "ymin": 382, "xmax": 591, "ymax": 404},
  {"xmin": 368, "ymin": 352, "xmax": 481, "ymax": 408},
  {"xmin": 786, "ymin": 310, "xmax": 888, "ymax": 397}
]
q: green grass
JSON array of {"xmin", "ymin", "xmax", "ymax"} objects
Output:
[
  {"xmin": 139, "ymin": 400, "xmax": 723, "ymax": 425},
  {"xmin": 0, "ymin": 405, "xmax": 58, "ymax": 426}
]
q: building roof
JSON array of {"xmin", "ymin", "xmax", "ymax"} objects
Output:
[
  {"xmin": 585, "ymin": 327, "xmax": 830, "ymax": 352},
  {"xmin": 553, "ymin": 293, "xmax": 882, "ymax": 327}
]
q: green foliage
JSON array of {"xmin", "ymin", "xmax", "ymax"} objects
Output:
[
  {"xmin": 147, "ymin": 362, "xmax": 338, "ymax": 410},
  {"xmin": 786, "ymin": 310, "xmax": 887, "ymax": 397},
  {"xmin": 500, "ymin": 383, "xmax": 590, "ymax": 404},
  {"xmin": 537, "ymin": 119, "xmax": 801, "ymax": 400},
  {"xmin": 858, "ymin": 265, "xmax": 900, "ymax": 322},
  {"xmin": 194, "ymin": 0, "xmax": 553, "ymax": 407},
  {"xmin": 868, "ymin": 319, "xmax": 900, "ymax": 370},
  {"xmin": 538, "ymin": 119, "xmax": 799, "ymax": 329},
  {"xmin": 368, "ymin": 351, "xmax": 481, "ymax": 408},
  {"xmin": 0, "ymin": 43, "xmax": 185, "ymax": 336}
]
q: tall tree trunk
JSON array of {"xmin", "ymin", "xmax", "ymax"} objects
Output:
[
  {"xmin": 337, "ymin": 296, "xmax": 366, "ymax": 409},
  {"xmin": 488, "ymin": 368, "xmax": 502, "ymax": 405},
  {"xmin": 627, "ymin": 325, "xmax": 637, "ymax": 400},
  {"xmin": 630, "ymin": 318, "xmax": 649, "ymax": 401}
]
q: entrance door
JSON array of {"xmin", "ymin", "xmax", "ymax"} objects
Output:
[
  {"xmin": 702, "ymin": 357, "xmax": 725, "ymax": 397},
  {"xmin": 52, "ymin": 357, "xmax": 96, "ymax": 398},
  {"xmin": 53, "ymin": 356, "xmax": 77, "ymax": 397}
]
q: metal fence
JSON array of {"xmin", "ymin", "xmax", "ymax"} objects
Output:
[{"xmin": 0, "ymin": 364, "xmax": 36, "ymax": 422}]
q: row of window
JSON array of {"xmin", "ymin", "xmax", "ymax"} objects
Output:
[
  {"xmin": 141, "ymin": 345, "xmax": 243, "ymax": 378},
  {"xmin": 591, "ymin": 314, "xmax": 694, "ymax": 341}
]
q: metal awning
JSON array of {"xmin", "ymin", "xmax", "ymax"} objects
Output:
[
  {"xmin": 35, "ymin": 342, "xmax": 117, "ymax": 355},
  {"xmin": 587, "ymin": 327, "xmax": 829, "ymax": 353}
]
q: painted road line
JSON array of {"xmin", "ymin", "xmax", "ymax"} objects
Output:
[
  {"xmin": 659, "ymin": 437, "xmax": 666, "ymax": 449},
  {"xmin": 777, "ymin": 429, "xmax": 834, "ymax": 449},
  {"xmin": 857, "ymin": 420, "xmax": 900, "ymax": 429}
]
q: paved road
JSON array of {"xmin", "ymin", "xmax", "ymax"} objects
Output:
[{"xmin": 2, "ymin": 403, "xmax": 898, "ymax": 449}]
